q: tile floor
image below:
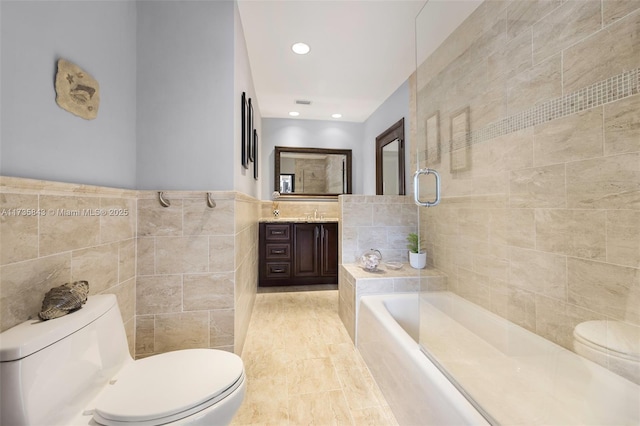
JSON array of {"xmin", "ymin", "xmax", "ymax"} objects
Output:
[{"xmin": 231, "ymin": 288, "xmax": 398, "ymax": 425}]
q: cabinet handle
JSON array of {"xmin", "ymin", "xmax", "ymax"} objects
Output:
[
  {"xmin": 271, "ymin": 230, "xmax": 284, "ymax": 235},
  {"xmin": 271, "ymin": 268, "xmax": 285, "ymax": 273},
  {"xmin": 271, "ymin": 249, "xmax": 285, "ymax": 254},
  {"xmin": 315, "ymin": 226, "xmax": 319, "ymax": 240}
]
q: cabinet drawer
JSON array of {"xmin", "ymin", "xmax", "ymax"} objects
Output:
[
  {"xmin": 264, "ymin": 224, "xmax": 290, "ymax": 240},
  {"xmin": 265, "ymin": 262, "xmax": 290, "ymax": 278},
  {"xmin": 266, "ymin": 243, "xmax": 290, "ymax": 260}
]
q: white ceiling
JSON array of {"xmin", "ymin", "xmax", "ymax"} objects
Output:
[{"xmin": 237, "ymin": 0, "xmax": 482, "ymax": 123}]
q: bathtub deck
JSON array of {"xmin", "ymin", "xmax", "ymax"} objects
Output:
[{"xmin": 338, "ymin": 262, "xmax": 446, "ymax": 342}]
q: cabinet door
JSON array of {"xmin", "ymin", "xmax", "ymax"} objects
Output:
[
  {"xmin": 321, "ymin": 223, "xmax": 338, "ymax": 277},
  {"xmin": 293, "ymin": 223, "xmax": 319, "ymax": 277}
]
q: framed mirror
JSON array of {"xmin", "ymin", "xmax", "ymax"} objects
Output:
[
  {"xmin": 376, "ymin": 118, "xmax": 405, "ymax": 195},
  {"xmin": 274, "ymin": 146, "xmax": 352, "ymax": 198}
]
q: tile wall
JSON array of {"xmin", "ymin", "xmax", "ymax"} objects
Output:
[
  {"xmin": 0, "ymin": 177, "xmax": 137, "ymax": 354},
  {"xmin": 294, "ymin": 159, "xmax": 327, "ymax": 193},
  {"xmin": 338, "ymin": 264, "xmax": 446, "ymax": 342},
  {"xmin": 337, "ymin": 194, "xmax": 420, "ymax": 340},
  {"xmin": 339, "ymin": 195, "xmax": 417, "ymax": 264},
  {"xmin": 0, "ymin": 177, "xmax": 260, "ymax": 358},
  {"xmin": 235, "ymin": 195, "xmax": 261, "ymax": 353},
  {"xmin": 260, "ymin": 199, "xmax": 339, "ymax": 220},
  {"xmin": 412, "ymin": 0, "xmax": 640, "ymax": 366},
  {"xmin": 136, "ymin": 191, "xmax": 260, "ymax": 357}
]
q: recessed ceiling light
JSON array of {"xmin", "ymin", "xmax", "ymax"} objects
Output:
[
  {"xmin": 291, "ymin": 42, "xmax": 310, "ymax": 55},
  {"xmin": 331, "ymin": 113, "xmax": 342, "ymax": 119},
  {"xmin": 289, "ymin": 111, "xmax": 300, "ymax": 117}
]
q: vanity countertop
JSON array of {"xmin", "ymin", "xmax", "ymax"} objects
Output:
[{"xmin": 260, "ymin": 217, "xmax": 339, "ymax": 223}]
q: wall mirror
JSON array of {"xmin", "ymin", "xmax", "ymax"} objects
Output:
[
  {"xmin": 274, "ymin": 146, "xmax": 352, "ymax": 198},
  {"xmin": 376, "ymin": 118, "xmax": 405, "ymax": 195}
]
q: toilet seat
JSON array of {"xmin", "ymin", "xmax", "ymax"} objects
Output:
[
  {"xmin": 573, "ymin": 320, "xmax": 640, "ymax": 362},
  {"xmin": 93, "ymin": 349, "xmax": 244, "ymax": 426}
]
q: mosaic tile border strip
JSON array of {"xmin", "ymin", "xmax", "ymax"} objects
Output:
[{"xmin": 448, "ymin": 68, "xmax": 640, "ymax": 153}]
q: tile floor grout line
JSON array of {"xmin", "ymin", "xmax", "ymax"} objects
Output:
[{"xmin": 232, "ymin": 288, "xmax": 398, "ymax": 426}]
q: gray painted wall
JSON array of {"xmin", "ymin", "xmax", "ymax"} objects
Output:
[
  {"xmin": 1, "ymin": 0, "xmax": 137, "ymax": 188},
  {"xmin": 261, "ymin": 118, "xmax": 364, "ymax": 198},
  {"xmin": 234, "ymin": 2, "xmax": 261, "ymax": 198},
  {"xmin": 1, "ymin": 0, "xmax": 406, "ymax": 196},
  {"xmin": 260, "ymin": 80, "xmax": 409, "ymax": 199},
  {"xmin": 136, "ymin": 1, "xmax": 235, "ymax": 191},
  {"xmin": 362, "ymin": 80, "xmax": 410, "ymax": 195}
]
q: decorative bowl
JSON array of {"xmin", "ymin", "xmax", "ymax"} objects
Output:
[
  {"xmin": 385, "ymin": 261, "xmax": 403, "ymax": 270},
  {"xmin": 360, "ymin": 249, "xmax": 382, "ymax": 272}
]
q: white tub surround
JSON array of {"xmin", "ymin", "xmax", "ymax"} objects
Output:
[{"xmin": 357, "ymin": 292, "xmax": 640, "ymax": 426}]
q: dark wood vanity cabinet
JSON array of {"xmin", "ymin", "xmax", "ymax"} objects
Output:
[
  {"xmin": 259, "ymin": 222, "xmax": 338, "ymax": 287},
  {"xmin": 319, "ymin": 223, "xmax": 339, "ymax": 276}
]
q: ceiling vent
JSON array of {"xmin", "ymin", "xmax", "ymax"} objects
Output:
[{"xmin": 295, "ymin": 99, "xmax": 312, "ymax": 105}]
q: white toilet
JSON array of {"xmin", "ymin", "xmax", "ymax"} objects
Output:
[
  {"xmin": 0, "ymin": 294, "xmax": 245, "ymax": 426},
  {"xmin": 573, "ymin": 319, "xmax": 640, "ymax": 385}
]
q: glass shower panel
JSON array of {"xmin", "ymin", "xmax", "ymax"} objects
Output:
[{"xmin": 415, "ymin": 1, "xmax": 640, "ymax": 425}]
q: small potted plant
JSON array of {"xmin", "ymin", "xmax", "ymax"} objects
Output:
[{"xmin": 407, "ymin": 232, "xmax": 427, "ymax": 269}]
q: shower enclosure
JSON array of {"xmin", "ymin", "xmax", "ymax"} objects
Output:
[{"xmin": 413, "ymin": 1, "xmax": 640, "ymax": 424}]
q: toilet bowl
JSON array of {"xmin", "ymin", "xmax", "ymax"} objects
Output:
[
  {"xmin": 573, "ymin": 320, "xmax": 640, "ymax": 385},
  {"xmin": 0, "ymin": 294, "xmax": 245, "ymax": 426}
]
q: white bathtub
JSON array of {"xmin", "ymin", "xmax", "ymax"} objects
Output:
[
  {"xmin": 357, "ymin": 292, "xmax": 640, "ymax": 426},
  {"xmin": 357, "ymin": 293, "xmax": 490, "ymax": 425}
]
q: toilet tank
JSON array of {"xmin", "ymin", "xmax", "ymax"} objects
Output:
[{"xmin": 0, "ymin": 295, "xmax": 132, "ymax": 426}]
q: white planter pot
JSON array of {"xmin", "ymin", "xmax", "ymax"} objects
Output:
[{"xmin": 409, "ymin": 251, "xmax": 427, "ymax": 269}]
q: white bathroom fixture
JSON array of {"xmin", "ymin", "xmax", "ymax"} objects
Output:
[
  {"xmin": 573, "ymin": 319, "xmax": 640, "ymax": 385},
  {"xmin": 0, "ymin": 294, "xmax": 245, "ymax": 426}
]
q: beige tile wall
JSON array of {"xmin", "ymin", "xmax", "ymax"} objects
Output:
[
  {"xmin": 234, "ymin": 195, "xmax": 261, "ymax": 354},
  {"xmin": 412, "ymin": 0, "xmax": 640, "ymax": 367},
  {"xmin": 338, "ymin": 263, "xmax": 446, "ymax": 342},
  {"xmin": 337, "ymin": 194, "xmax": 421, "ymax": 340},
  {"xmin": 294, "ymin": 159, "xmax": 327, "ymax": 193},
  {"xmin": 339, "ymin": 195, "xmax": 417, "ymax": 264},
  {"xmin": 0, "ymin": 177, "xmax": 260, "ymax": 359},
  {"xmin": 260, "ymin": 199, "xmax": 339, "ymax": 220},
  {"xmin": 135, "ymin": 190, "xmax": 260, "ymax": 357},
  {"xmin": 0, "ymin": 177, "xmax": 137, "ymax": 354}
]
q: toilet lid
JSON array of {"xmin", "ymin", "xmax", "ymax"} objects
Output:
[
  {"xmin": 93, "ymin": 349, "xmax": 244, "ymax": 426},
  {"xmin": 573, "ymin": 320, "xmax": 640, "ymax": 361}
]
